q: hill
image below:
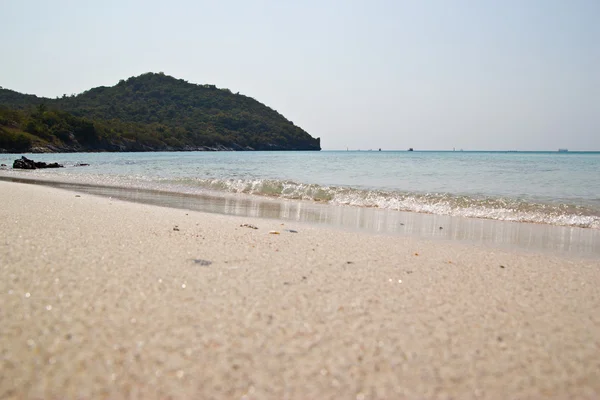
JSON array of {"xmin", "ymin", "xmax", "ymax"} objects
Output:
[{"xmin": 0, "ymin": 73, "xmax": 320, "ymax": 152}]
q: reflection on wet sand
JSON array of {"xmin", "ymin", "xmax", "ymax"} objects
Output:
[{"xmin": 3, "ymin": 176, "xmax": 599, "ymax": 258}]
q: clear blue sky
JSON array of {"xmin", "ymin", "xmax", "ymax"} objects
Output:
[{"xmin": 1, "ymin": 0, "xmax": 598, "ymax": 150}]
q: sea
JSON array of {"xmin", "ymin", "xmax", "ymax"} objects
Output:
[{"xmin": 1, "ymin": 150, "xmax": 599, "ymax": 257}]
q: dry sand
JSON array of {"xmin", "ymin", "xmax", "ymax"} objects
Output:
[{"xmin": 1, "ymin": 180, "xmax": 599, "ymax": 399}]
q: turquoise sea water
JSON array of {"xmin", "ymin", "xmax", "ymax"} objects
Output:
[{"xmin": 1, "ymin": 150, "xmax": 599, "ymax": 229}]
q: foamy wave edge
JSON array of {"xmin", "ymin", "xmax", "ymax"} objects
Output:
[
  {"xmin": 5, "ymin": 170, "xmax": 598, "ymax": 230},
  {"xmin": 190, "ymin": 178, "xmax": 600, "ymax": 229}
]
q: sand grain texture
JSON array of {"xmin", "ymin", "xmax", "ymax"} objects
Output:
[{"xmin": 1, "ymin": 181, "xmax": 599, "ymax": 399}]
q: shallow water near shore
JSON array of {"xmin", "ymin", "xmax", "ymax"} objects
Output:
[
  {"xmin": 1, "ymin": 150, "xmax": 600, "ymax": 229},
  {"xmin": 2, "ymin": 150, "xmax": 600, "ymax": 257},
  {"xmin": 2, "ymin": 175, "xmax": 599, "ymax": 258}
]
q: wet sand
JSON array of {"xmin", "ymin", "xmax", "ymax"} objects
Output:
[
  {"xmin": 1, "ymin": 180, "xmax": 599, "ymax": 399},
  {"xmin": 2, "ymin": 174, "xmax": 599, "ymax": 259}
]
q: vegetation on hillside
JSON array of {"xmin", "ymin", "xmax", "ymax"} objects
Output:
[
  {"xmin": 0, "ymin": 103, "xmax": 173, "ymax": 152},
  {"xmin": 0, "ymin": 73, "xmax": 320, "ymax": 152}
]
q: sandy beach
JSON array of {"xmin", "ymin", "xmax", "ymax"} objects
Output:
[{"xmin": 1, "ymin": 180, "xmax": 599, "ymax": 399}]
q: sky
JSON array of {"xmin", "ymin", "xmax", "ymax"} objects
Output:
[{"xmin": 1, "ymin": 0, "xmax": 599, "ymax": 151}]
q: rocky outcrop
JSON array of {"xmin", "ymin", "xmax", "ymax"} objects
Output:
[{"xmin": 13, "ymin": 156, "xmax": 63, "ymax": 169}]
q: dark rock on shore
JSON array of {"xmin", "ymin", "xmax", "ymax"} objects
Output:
[
  {"xmin": 13, "ymin": 157, "xmax": 36, "ymax": 169},
  {"xmin": 13, "ymin": 156, "xmax": 63, "ymax": 169}
]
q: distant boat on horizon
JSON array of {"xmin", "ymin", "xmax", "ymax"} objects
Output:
[
  {"xmin": 408, "ymin": 148, "xmax": 414, "ymax": 152},
  {"xmin": 558, "ymin": 148, "xmax": 568, "ymax": 153}
]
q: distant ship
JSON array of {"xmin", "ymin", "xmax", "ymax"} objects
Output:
[
  {"xmin": 558, "ymin": 148, "xmax": 568, "ymax": 153},
  {"xmin": 408, "ymin": 148, "xmax": 414, "ymax": 152}
]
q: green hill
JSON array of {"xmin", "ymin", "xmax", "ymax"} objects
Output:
[{"xmin": 0, "ymin": 72, "xmax": 320, "ymax": 153}]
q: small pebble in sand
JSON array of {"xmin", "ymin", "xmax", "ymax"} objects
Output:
[
  {"xmin": 500, "ymin": 265, "xmax": 505, "ymax": 269},
  {"xmin": 173, "ymin": 226, "xmax": 180, "ymax": 231},
  {"xmin": 269, "ymin": 231, "xmax": 280, "ymax": 234},
  {"xmin": 241, "ymin": 223, "xmax": 258, "ymax": 229},
  {"xmin": 439, "ymin": 226, "xmax": 443, "ymax": 230},
  {"xmin": 193, "ymin": 259, "xmax": 212, "ymax": 266},
  {"xmin": 285, "ymin": 229, "xmax": 298, "ymax": 233}
]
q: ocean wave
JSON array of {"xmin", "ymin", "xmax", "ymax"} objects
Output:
[
  {"xmin": 3, "ymin": 169, "xmax": 599, "ymax": 229},
  {"xmin": 168, "ymin": 177, "xmax": 600, "ymax": 229}
]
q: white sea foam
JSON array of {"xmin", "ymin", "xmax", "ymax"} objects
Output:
[{"xmin": 155, "ymin": 177, "xmax": 600, "ymax": 229}]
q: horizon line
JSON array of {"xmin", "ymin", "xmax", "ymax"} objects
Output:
[{"xmin": 321, "ymin": 149, "xmax": 600, "ymax": 153}]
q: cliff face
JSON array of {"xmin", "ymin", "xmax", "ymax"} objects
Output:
[{"xmin": 0, "ymin": 73, "xmax": 321, "ymax": 152}]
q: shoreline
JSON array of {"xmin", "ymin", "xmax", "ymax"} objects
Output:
[
  {"xmin": 2, "ymin": 150, "xmax": 600, "ymax": 232},
  {"xmin": 1, "ymin": 174, "xmax": 599, "ymax": 259},
  {"xmin": 1, "ymin": 180, "xmax": 600, "ymax": 399}
]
